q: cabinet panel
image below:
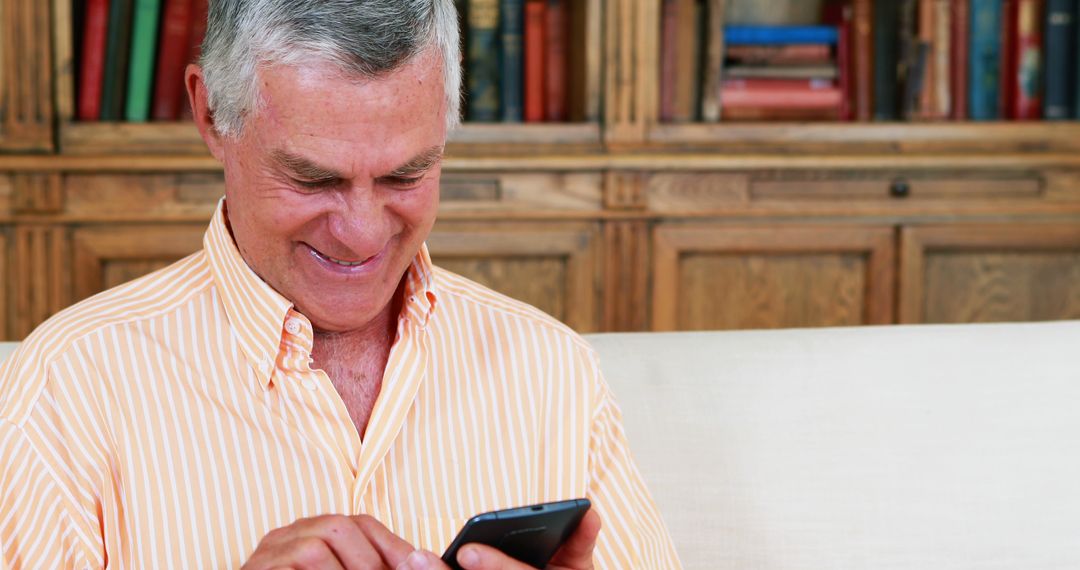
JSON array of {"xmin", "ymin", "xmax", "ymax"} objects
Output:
[
  {"xmin": 900, "ymin": 225, "xmax": 1080, "ymax": 324},
  {"xmin": 427, "ymin": 223, "xmax": 600, "ymax": 332},
  {"xmin": 653, "ymin": 225, "xmax": 895, "ymax": 331},
  {"xmin": 72, "ymin": 226, "xmax": 206, "ymax": 303},
  {"xmin": 0, "ymin": 230, "xmax": 7, "ymax": 340},
  {"xmin": 0, "ymin": 0, "xmax": 53, "ymax": 151}
]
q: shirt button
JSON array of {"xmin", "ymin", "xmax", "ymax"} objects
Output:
[
  {"xmin": 285, "ymin": 318, "xmax": 302, "ymax": 335},
  {"xmin": 301, "ymin": 378, "xmax": 317, "ymax": 391}
]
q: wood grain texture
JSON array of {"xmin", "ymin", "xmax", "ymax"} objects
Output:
[
  {"xmin": 0, "ymin": 230, "xmax": 7, "ymax": 340},
  {"xmin": 72, "ymin": 225, "xmax": 206, "ymax": 303},
  {"xmin": 652, "ymin": 224, "xmax": 895, "ymax": 331},
  {"xmin": 751, "ymin": 170, "xmax": 1043, "ymax": 201},
  {"xmin": 900, "ymin": 224, "xmax": 1080, "ymax": 323},
  {"xmin": 12, "ymin": 226, "xmax": 69, "ymax": 339},
  {"xmin": 604, "ymin": 171, "xmax": 647, "ymax": 209},
  {"xmin": 427, "ymin": 222, "xmax": 600, "ymax": 332},
  {"xmin": 0, "ymin": 0, "xmax": 54, "ymax": 151},
  {"xmin": 602, "ymin": 220, "xmax": 650, "ymax": 331},
  {"xmin": 645, "ymin": 172, "xmax": 750, "ymax": 212},
  {"xmin": 11, "ymin": 173, "xmax": 64, "ymax": 214}
]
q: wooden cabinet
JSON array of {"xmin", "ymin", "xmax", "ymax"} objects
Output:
[
  {"xmin": 652, "ymin": 224, "xmax": 895, "ymax": 331},
  {"xmin": 900, "ymin": 224, "xmax": 1080, "ymax": 324},
  {"xmin": 2, "ymin": 0, "xmax": 1080, "ymax": 339}
]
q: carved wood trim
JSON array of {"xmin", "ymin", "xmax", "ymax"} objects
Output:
[
  {"xmin": 0, "ymin": 0, "xmax": 54, "ymax": 151},
  {"xmin": 603, "ymin": 220, "xmax": 650, "ymax": 331},
  {"xmin": 12, "ymin": 173, "xmax": 64, "ymax": 214},
  {"xmin": 603, "ymin": 171, "xmax": 646, "ymax": 210},
  {"xmin": 12, "ymin": 225, "xmax": 69, "ymax": 339}
]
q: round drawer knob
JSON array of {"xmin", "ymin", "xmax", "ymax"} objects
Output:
[{"xmin": 890, "ymin": 179, "xmax": 911, "ymax": 198}]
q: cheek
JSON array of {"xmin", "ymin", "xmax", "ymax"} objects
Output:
[{"xmin": 391, "ymin": 181, "xmax": 441, "ymax": 229}]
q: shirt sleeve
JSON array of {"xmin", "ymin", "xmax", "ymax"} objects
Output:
[
  {"xmin": 0, "ymin": 421, "xmax": 102, "ymax": 569},
  {"xmin": 585, "ymin": 364, "xmax": 683, "ymax": 569}
]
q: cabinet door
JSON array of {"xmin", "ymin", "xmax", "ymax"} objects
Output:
[
  {"xmin": 0, "ymin": 0, "xmax": 53, "ymax": 151},
  {"xmin": 427, "ymin": 222, "xmax": 600, "ymax": 332},
  {"xmin": 72, "ymin": 226, "xmax": 206, "ymax": 303},
  {"xmin": 900, "ymin": 224, "xmax": 1080, "ymax": 324},
  {"xmin": 652, "ymin": 225, "xmax": 895, "ymax": 331}
]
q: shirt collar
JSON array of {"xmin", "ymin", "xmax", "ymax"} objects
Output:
[{"xmin": 203, "ymin": 199, "xmax": 439, "ymax": 388}]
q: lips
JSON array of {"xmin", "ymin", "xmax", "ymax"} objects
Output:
[{"xmin": 303, "ymin": 242, "xmax": 382, "ymax": 273}]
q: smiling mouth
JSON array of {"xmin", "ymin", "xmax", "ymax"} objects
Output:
[{"xmin": 305, "ymin": 243, "xmax": 378, "ymax": 268}]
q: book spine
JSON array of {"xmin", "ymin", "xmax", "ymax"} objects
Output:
[
  {"xmin": 499, "ymin": 0, "xmax": 524, "ymax": 122},
  {"xmin": 872, "ymin": 0, "xmax": 899, "ymax": 120},
  {"xmin": 1011, "ymin": 0, "xmax": 1044, "ymax": 119},
  {"xmin": 100, "ymin": 0, "xmax": 134, "ymax": 121},
  {"xmin": 951, "ymin": 0, "xmax": 970, "ymax": 119},
  {"xmin": 999, "ymin": 0, "xmax": 1018, "ymax": 116},
  {"xmin": 523, "ymin": 0, "xmax": 545, "ymax": 121},
  {"xmin": 178, "ymin": 0, "xmax": 207, "ymax": 119},
  {"xmin": 125, "ymin": 0, "xmax": 163, "ymax": 122},
  {"xmin": 853, "ymin": 0, "xmax": 873, "ymax": 121},
  {"xmin": 77, "ymin": 0, "xmax": 111, "ymax": 121},
  {"xmin": 544, "ymin": 0, "xmax": 567, "ymax": 121},
  {"xmin": 899, "ymin": 0, "xmax": 921, "ymax": 118},
  {"xmin": 838, "ymin": 3, "xmax": 854, "ymax": 120},
  {"xmin": 659, "ymin": 0, "xmax": 678, "ymax": 121},
  {"xmin": 467, "ymin": 0, "xmax": 501, "ymax": 122},
  {"xmin": 152, "ymin": 0, "xmax": 193, "ymax": 121},
  {"xmin": 671, "ymin": 0, "xmax": 701, "ymax": 122},
  {"xmin": 917, "ymin": 0, "xmax": 936, "ymax": 119},
  {"xmin": 1076, "ymin": 1, "xmax": 1080, "ymax": 119},
  {"xmin": 721, "ymin": 85, "xmax": 844, "ymax": 109},
  {"xmin": 700, "ymin": 0, "xmax": 725, "ymax": 122},
  {"xmin": 932, "ymin": 0, "xmax": 952, "ymax": 119},
  {"xmin": 725, "ymin": 44, "xmax": 832, "ymax": 63},
  {"xmin": 969, "ymin": 0, "xmax": 1002, "ymax": 119},
  {"xmin": 1043, "ymin": 0, "xmax": 1076, "ymax": 119},
  {"xmin": 724, "ymin": 25, "xmax": 839, "ymax": 45}
]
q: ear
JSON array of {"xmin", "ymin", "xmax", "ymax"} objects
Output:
[{"xmin": 185, "ymin": 64, "xmax": 227, "ymax": 162}]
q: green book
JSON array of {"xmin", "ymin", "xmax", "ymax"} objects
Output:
[{"xmin": 125, "ymin": 0, "xmax": 163, "ymax": 122}]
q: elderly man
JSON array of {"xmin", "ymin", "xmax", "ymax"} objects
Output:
[{"xmin": 0, "ymin": 1, "xmax": 679, "ymax": 568}]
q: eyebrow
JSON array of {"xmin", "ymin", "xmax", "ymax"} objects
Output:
[
  {"xmin": 271, "ymin": 145, "xmax": 445, "ymax": 182},
  {"xmin": 383, "ymin": 145, "xmax": 445, "ymax": 179}
]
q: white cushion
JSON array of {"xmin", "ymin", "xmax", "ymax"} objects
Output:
[{"xmin": 586, "ymin": 322, "xmax": 1080, "ymax": 570}]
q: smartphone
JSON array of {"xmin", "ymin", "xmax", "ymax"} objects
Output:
[{"xmin": 440, "ymin": 498, "xmax": 591, "ymax": 569}]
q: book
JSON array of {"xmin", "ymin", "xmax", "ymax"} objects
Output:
[
  {"xmin": 499, "ymin": 0, "xmax": 524, "ymax": 122},
  {"xmin": 871, "ymin": 0, "xmax": 899, "ymax": 120},
  {"xmin": 835, "ymin": 2, "xmax": 853, "ymax": 120},
  {"xmin": 545, "ymin": 0, "xmax": 567, "ymax": 121},
  {"xmin": 917, "ymin": 0, "xmax": 936, "ymax": 119},
  {"xmin": 852, "ymin": 0, "xmax": 873, "ymax": 121},
  {"xmin": 1006, "ymin": 0, "xmax": 1044, "ymax": 119},
  {"xmin": 724, "ymin": 25, "xmax": 839, "ymax": 45},
  {"xmin": 125, "ymin": 0, "xmax": 163, "ymax": 122},
  {"xmin": 152, "ymin": 0, "xmax": 194, "ymax": 121},
  {"xmin": 1043, "ymin": 0, "xmax": 1077, "ymax": 119},
  {"xmin": 969, "ymin": 0, "xmax": 1001, "ymax": 119},
  {"xmin": 523, "ymin": 0, "xmax": 545, "ymax": 121},
  {"xmin": 951, "ymin": 0, "xmax": 969, "ymax": 119},
  {"xmin": 1076, "ymin": 6, "xmax": 1080, "ymax": 119},
  {"xmin": 720, "ymin": 79, "xmax": 843, "ymax": 108},
  {"xmin": 100, "ymin": 0, "xmax": 134, "ymax": 121},
  {"xmin": 725, "ymin": 64, "xmax": 839, "ymax": 79},
  {"xmin": 467, "ymin": 0, "xmax": 500, "ymax": 121},
  {"xmin": 77, "ymin": 0, "xmax": 111, "ymax": 121},
  {"xmin": 725, "ymin": 44, "xmax": 832, "ymax": 64},
  {"xmin": 567, "ymin": 0, "xmax": 599, "ymax": 121},
  {"xmin": 931, "ymin": 0, "xmax": 952, "ymax": 119},
  {"xmin": 999, "ymin": 0, "xmax": 1017, "ymax": 116},
  {"xmin": 179, "ymin": 0, "xmax": 208, "ymax": 119},
  {"xmin": 700, "ymin": 0, "xmax": 726, "ymax": 122},
  {"xmin": 672, "ymin": 0, "xmax": 703, "ymax": 121},
  {"xmin": 720, "ymin": 106, "xmax": 841, "ymax": 120}
]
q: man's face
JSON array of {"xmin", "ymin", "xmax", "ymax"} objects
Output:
[{"xmin": 216, "ymin": 49, "xmax": 447, "ymax": 333}]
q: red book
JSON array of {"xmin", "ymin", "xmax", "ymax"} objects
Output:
[
  {"xmin": 853, "ymin": 0, "xmax": 873, "ymax": 121},
  {"xmin": 524, "ymin": 0, "xmax": 546, "ymax": 122},
  {"xmin": 999, "ymin": 0, "xmax": 1018, "ymax": 117},
  {"xmin": 721, "ymin": 83, "xmax": 844, "ymax": 109},
  {"xmin": 179, "ymin": 0, "xmax": 209, "ymax": 120},
  {"xmin": 837, "ymin": 3, "xmax": 854, "ymax": 120},
  {"xmin": 725, "ymin": 44, "xmax": 833, "ymax": 64},
  {"xmin": 152, "ymin": 0, "xmax": 194, "ymax": 120},
  {"xmin": 658, "ymin": 0, "xmax": 679, "ymax": 121},
  {"xmin": 544, "ymin": 0, "xmax": 567, "ymax": 121},
  {"xmin": 1010, "ymin": 0, "xmax": 1044, "ymax": 119},
  {"xmin": 951, "ymin": 0, "xmax": 969, "ymax": 119},
  {"xmin": 77, "ymin": 0, "xmax": 111, "ymax": 121}
]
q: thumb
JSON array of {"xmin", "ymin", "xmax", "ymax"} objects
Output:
[{"xmin": 547, "ymin": 509, "xmax": 601, "ymax": 569}]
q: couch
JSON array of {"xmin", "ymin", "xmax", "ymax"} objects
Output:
[{"xmin": 3, "ymin": 320, "xmax": 1078, "ymax": 569}]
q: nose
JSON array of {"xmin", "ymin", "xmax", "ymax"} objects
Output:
[{"xmin": 324, "ymin": 184, "xmax": 385, "ymax": 256}]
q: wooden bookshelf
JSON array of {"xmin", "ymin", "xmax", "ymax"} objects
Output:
[{"xmin": 2, "ymin": 0, "xmax": 1080, "ymax": 341}]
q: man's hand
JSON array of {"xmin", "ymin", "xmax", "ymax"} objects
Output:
[
  {"xmin": 242, "ymin": 514, "xmax": 421, "ymax": 569},
  {"xmin": 444, "ymin": 509, "xmax": 602, "ymax": 570}
]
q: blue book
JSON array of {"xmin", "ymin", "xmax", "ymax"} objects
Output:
[
  {"xmin": 499, "ymin": 0, "xmax": 524, "ymax": 122},
  {"xmin": 969, "ymin": 0, "xmax": 1003, "ymax": 120},
  {"xmin": 723, "ymin": 25, "xmax": 838, "ymax": 46},
  {"xmin": 1043, "ymin": 0, "xmax": 1077, "ymax": 120}
]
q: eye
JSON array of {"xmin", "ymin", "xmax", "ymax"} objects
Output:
[
  {"xmin": 383, "ymin": 176, "xmax": 424, "ymax": 188},
  {"xmin": 292, "ymin": 178, "xmax": 338, "ymax": 191}
]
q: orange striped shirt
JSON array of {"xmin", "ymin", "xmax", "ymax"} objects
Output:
[{"xmin": 0, "ymin": 202, "xmax": 680, "ymax": 569}]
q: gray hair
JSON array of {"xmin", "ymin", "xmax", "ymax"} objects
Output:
[{"xmin": 200, "ymin": 0, "xmax": 461, "ymax": 138}]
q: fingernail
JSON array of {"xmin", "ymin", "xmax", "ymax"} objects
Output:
[
  {"xmin": 397, "ymin": 549, "xmax": 432, "ymax": 570},
  {"xmin": 458, "ymin": 546, "xmax": 480, "ymax": 567}
]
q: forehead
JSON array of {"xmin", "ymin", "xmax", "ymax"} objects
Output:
[{"xmin": 247, "ymin": 50, "xmax": 447, "ymax": 171}]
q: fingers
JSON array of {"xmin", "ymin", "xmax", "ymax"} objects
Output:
[
  {"xmin": 454, "ymin": 543, "xmax": 534, "ymax": 570},
  {"xmin": 243, "ymin": 514, "xmax": 418, "ymax": 570},
  {"xmin": 546, "ymin": 509, "xmax": 601, "ymax": 569}
]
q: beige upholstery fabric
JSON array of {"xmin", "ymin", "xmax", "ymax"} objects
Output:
[
  {"xmin": 585, "ymin": 322, "xmax": 1080, "ymax": 570},
  {"xmin": 4, "ymin": 321, "xmax": 1079, "ymax": 569}
]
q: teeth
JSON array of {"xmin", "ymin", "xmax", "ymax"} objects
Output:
[{"xmin": 311, "ymin": 246, "xmax": 369, "ymax": 267}]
